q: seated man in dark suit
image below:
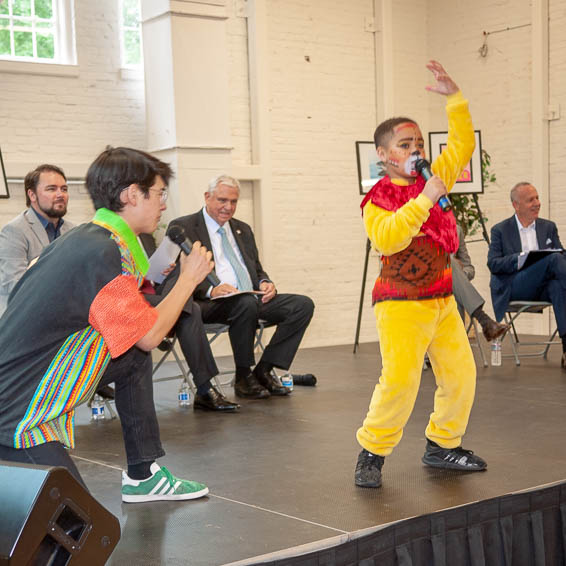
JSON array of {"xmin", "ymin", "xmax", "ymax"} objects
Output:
[
  {"xmin": 139, "ymin": 233, "xmax": 239, "ymax": 412},
  {"xmin": 488, "ymin": 182, "xmax": 566, "ymax": 367},
  {"xmin": 167, "ymin": 174, "xmax": 315, "ymax": 399},
  {"xmin": 452, "ymin": 225, "xmax": 507, "ymax": 342}
]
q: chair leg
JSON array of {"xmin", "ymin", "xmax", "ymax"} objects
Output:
[
  {"xmin": 103, "ymin": 400, "xmax": 117, "ymax": 420},
  {"xmin": 254, "ymin": 325, "xmax": 266, "ymax": 354},
  {"xmin": 543, "ymin": 327, "xmax": 559, "ymax": 360},
  {"xmin": 504, "ymin": 312, "xmax": 521, "ymax": 366},
  {"xmin": 469, "ymin": 318, "xmax": 488, "ymax": 368},
  {"xmin": 170, "ymin": 343, "xmax": 196, "ymax": 394}
]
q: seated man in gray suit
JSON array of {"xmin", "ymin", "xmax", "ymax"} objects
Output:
[
  {"xmin": 166, "ymin": 174, "xmax": 315, "ymax": 399},
  {"xmin": 0, "ymin": 164, "xmax": 74, "ymax": 316},
  {"xmin": 452, "ymin": 225, "xmax": 507, "ymax": 342},
  {"xmin": 488, "ymin": 182, "xmax": 566, "ymax": 368}
]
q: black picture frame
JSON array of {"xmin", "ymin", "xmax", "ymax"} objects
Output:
[
  {"xmin": 355, "ymin": 141, "xmax": 381, "ymax": 195},
  {"xmin": 428, "ymin": 130, "xmax": 484, "ymax": 195}
]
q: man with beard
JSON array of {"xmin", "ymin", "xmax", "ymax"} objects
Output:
[{"xmin": 0, "ymin": 164, "xmax": 74, "ymax": 315}]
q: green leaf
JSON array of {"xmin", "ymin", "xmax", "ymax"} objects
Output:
[
  {"xmin": 0, "ymin": 29, "xmax": 10, "ymax": 54},
  {"xmin": 37, "ymin": 31, "xmax": 53, "ymax": 58},
  {"xmin": 35, "ymin": 0, "xmax": 53, "ymax": 19},
  {"xmin": 13, "ymin": 0, "xmax": 31, "ymax": 17},
  {"xmin": 124, "ymin": 29, "xmax": 141, "ymax": 65},
  {"xmin": 13, "ymin": 17, "xmax": 32, "ymax": 28},
  {"xmin": 13, "ymin": 29, "xmax": 32, "ymax": 56},
  {"xmin": 122, "ymin": 0, "xmax": 140, "ymax": 28}
]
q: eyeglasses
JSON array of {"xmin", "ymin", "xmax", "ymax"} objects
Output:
[{"xmin": 148, "ymin": 187, "xmax": 169, "ymax": 204}]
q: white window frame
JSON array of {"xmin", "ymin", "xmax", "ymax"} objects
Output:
[{"xmin": 0, "ymin": 0, "xmax": 76, "ymax": 65}]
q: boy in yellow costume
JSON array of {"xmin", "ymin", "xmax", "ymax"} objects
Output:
[{"xmin": 355, "ymin": 61, "xmax": 487, "ymax": 488}]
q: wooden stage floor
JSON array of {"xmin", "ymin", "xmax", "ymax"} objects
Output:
[{"xmin": 70, "ymin": 337, "xmax": 566, "ymax": 565}]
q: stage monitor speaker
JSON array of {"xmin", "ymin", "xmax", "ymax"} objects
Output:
[{"xmin": 0, "ymin": 461, "xmax": 121, "ymax": 565}]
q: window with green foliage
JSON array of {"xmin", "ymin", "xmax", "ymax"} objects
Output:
[
  {"xmin": 120, "ymin": 0, "xmax": 142, "ymax": 67},
  {"xmin": 0, "ymin": 0, "xmax": 75, "ymax": 64}
]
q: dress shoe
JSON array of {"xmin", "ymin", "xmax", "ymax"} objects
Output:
[
  {"xmin": 253, "ymin": 366, "xmax": 290, "ymax": 396},
  {"xmin": 194, "ymin": 387, "xmax": 240, "ymax": 412},
  {"xmin": 561, "ymin": 353, "xmax": 566, "ymax": 371},
  {"xmin": 234, "ymin": 372, "xmax": 270, "ymax": 399},
  {"xmin": 481, "ymin": 318, "xmax": 509, "ymax": 342},
  {"xmin": 292, "ymin": 373, "xmax": 317, "ymax": 386}
]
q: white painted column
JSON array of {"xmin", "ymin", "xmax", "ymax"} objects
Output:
[
  {"xmin": 243, "ymin": 0, "xmax": 272, "ymax": 260},
  {"xmin": 140, "ymin": 0, "xmax": 232, "ymax": 223},
  {"xmin": 373, "ymin": 0, "xmax": 394, "ymax": 123},
  {"xmin": 531, "ymin": 0, "xmax": 551, "ymax": 335},
  {"xmin": 531, "ymin": 0, "xmax": 549, "ymax": 218}
]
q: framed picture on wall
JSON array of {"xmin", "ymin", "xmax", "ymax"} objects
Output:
[
  {"xmin": 355, "ymin": 141, "xmax": 382, "ymax": 195},
  {"xmin": 0, "ymin": 148, "xmax": 9, "ymax": 198},
  {"xmin": 428, "ymin": 130, "xmax": 483, "ymax": 194}
]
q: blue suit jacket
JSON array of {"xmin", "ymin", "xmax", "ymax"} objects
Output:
[{"xmin": 487, "ymin": 215, "xmax": 562, "ymax": 321}]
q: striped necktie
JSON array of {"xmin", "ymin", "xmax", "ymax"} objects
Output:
[{"xmin": 217, "ymin": 226, "xmax": 253, "ymax": 291}]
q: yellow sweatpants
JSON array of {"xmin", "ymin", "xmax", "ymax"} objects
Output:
[{"xmin": 356, "ymin": 296, "xmax": 476, "ymax": 456}]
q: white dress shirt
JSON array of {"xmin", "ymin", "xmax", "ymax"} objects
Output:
[
  {"xmin": 202, "ymin": 207, "xmax": 250, "ymax": 290},
  {"xmin": 515, "ymin": 214, "xmax": 538, "ymax": 252},
  {"xmin": 515, "ymin": 214, "xmax": 538, "ymax": 270}
]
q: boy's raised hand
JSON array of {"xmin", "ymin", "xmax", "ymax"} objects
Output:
[{"xmin": 425, "ymin": 60, "xmax": 459, "ymax": 96}]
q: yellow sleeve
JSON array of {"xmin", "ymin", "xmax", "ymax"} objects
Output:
[
  {"xmin": 363, "ymin": 193, "xmax": 434, "ymax": 256},
  {"xmin": 430, "ymin": 91, "xmax": 475, "ymax": 193}
]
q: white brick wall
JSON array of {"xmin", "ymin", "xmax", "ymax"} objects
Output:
[
  {"xmin": 265, "ymin": 0, "xmax": 378, "ymax": 348},
  {"xmin": 3, "ymin": 0, "xmax": 566, "ymax": 349},
  {"xmin": 0, "ymin": 0, "xmax": 145, "ymax": 227},
  {"xmin": 427, "ymin": 0, "xmax": 546, "ymax": 335}
]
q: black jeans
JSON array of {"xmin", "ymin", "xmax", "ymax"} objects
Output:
[
  {"xmin": 98, "ymin": 346, "xmax": 165, "ymax": 465},
  {"xmin": 0, "ymin": 346, "xmax": 165, "ymax": 485}
]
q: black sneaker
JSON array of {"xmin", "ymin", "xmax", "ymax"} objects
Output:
[
  {"xmin": 422, "ymin": 440, "xmax": 487, "ymax": 471},
  {"xmin": 354, "ymin": 449, "xmax": 385, "ymax": 488}
]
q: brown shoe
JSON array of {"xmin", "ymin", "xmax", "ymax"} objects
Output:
[
  {"xmin": 561, "ymin": 353, "xmax": 566, "ymax": 371},
  {"xmin": 481, "ymin": 319, "xmax": 509, "ymax": 342}
]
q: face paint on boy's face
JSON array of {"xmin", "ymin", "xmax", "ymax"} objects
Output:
[
  {"xmin": 404, "ymin": 152, "xmax": 421, "ymax": 176},
  {"xmin": 379, "ymin": 123, "xmax": 426, "ymax": 180}
]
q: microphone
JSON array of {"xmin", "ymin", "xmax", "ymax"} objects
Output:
[
  {"xmin": 414, "ymin": 158, "xmax": 451, "ymax": 212},
  {"xmin": 166, "ymin": 225, "xmax": 220, "ymax": 287}
]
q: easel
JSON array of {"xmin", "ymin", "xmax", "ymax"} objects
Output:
[
  {"xmin": 353, "ymin": 238, "xmax": 371, "ymax": 353},
  {"xmin": 352, "ymin": 192, "xmax": 489, "ymax": 353}
]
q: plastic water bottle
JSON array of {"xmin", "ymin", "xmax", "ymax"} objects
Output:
[
  {"xmin": 91, "ymin": 394, "xmax": 105, "ymax": 421},
  {"xmin": 280, "ymin": 373, "xmax": 293, "ymax": 392},
  {"xmin": 178, "ymin": 380, "xmax": 191, "ymax": 407},
  {"xmin": 491, "ymin": 338, "xmax": 502, "ymax": 367}
]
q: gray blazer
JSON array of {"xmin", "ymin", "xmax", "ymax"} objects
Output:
[
  {"xmin": 453, "ymin": 225, "xmax": 475, "ymax": 281},
  {"xmin": 0, "ymin": 208, "xmax": 75, "ymax": 315}
]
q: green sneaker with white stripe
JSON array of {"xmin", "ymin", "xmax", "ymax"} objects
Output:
[{"xmin": 122, "ymin": 463, "xmax": 209, "ymax": 503}]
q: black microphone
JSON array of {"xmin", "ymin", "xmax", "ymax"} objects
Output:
[
  {"xmin": 414, "ymin": 158, "xmax": 451, "ymax": 212},
  {"xmin": 166, "ymin": 225, "xmax": 220, "ymax": 287}
]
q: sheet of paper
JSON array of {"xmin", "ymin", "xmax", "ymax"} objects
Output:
[
  {"xmin": 211, "ymin": 290, "xmax": 266, "ymax": 301},
  {"xmin": 146, "ymin": 236, "xmax": 179, "ymax": 284}
]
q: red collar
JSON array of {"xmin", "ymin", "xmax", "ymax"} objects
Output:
[{"xmin": 361, "ymin": 176, "xmax": 458, "ymax": 253}]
